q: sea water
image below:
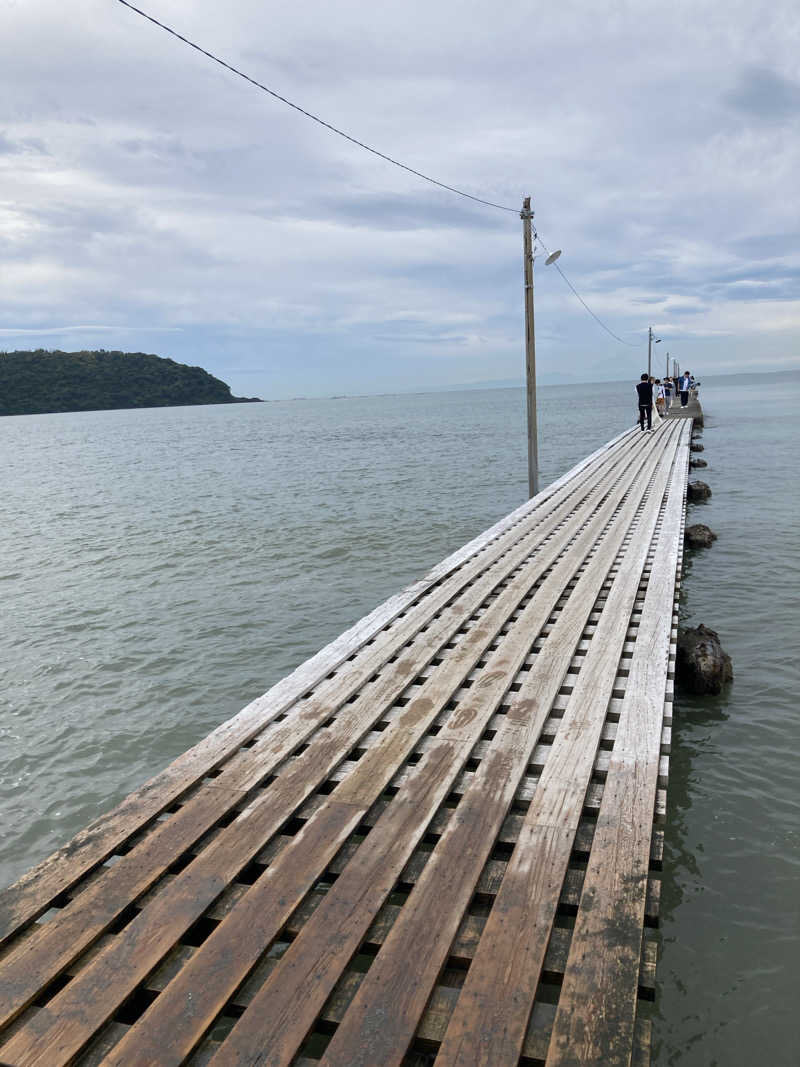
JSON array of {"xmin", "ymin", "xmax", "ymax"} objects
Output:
[{"xmin": 1, "ymin": 373, "xmax": 798, "ymax": 1064}]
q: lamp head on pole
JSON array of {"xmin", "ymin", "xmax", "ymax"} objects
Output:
[{"xmin": 544, "ymin": 250, "xmax": 562, "ymax": 265}]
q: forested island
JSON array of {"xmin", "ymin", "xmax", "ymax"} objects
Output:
[{"xmin": 0, "ymin": 350, "xmax": 262, "ymax": 416}]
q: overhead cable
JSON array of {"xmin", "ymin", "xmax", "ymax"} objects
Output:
[
  {"xmin": 116, "ymin": 0, "xmax": 519, "ymax": 215},
  {"xmin": 535, "ymin": 232, "xmax": 641, "ymax": 347},
  {"xmin": 117, "ymin": 1, "xmax": 642, "ymax": 347}
]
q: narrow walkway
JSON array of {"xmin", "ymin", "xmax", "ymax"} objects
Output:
[
  {"xmin": 665, "ymin": 389, "xmax": 702, "ymax": 422},
  {"xmin": 0, "ymin": 416, "xmax": 692, "ymax": 1067}
]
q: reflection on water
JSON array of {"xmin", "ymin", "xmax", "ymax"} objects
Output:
[{"xmin": 662, "ymin": 693, "xmax": 732, "ymax": 901}]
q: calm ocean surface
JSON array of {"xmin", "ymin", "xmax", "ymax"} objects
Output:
[{"xmin": 2, "ymin": 373, "xmax": 798, "ymax": 1063}]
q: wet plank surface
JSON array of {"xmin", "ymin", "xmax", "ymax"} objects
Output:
[{"xmin": 0, "ymin": 417, "xmax": 692, "ymax": 1067}]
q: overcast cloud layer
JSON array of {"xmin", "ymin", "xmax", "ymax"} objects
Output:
[{"xmin": 2, "ymin": 0, "xmax": 799, "ymax": 397}]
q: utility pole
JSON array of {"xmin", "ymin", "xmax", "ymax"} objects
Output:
[
  {"xmin": 521, "ymin": 196, "xmax": 538, "ymax": 498},
  {"xmin": 665, "ymin": 350, "xmax": 669, "ymax": 380}
]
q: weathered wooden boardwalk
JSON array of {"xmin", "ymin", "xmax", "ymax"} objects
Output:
[
  {"xmin": 665, "ymin": 389, "xmax": 702, "ymax": 422},
  {"xmin": 0, "ymin": 414, "xmax": 693, "ymax": 1067}
]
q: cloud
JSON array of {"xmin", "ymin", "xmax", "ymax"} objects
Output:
[
  {"xmin": 0, "ymin": 132, "xmax": 48, "ymax": 155},
  {"xmin": 1, "ymin": 0, "xmax": 799, "ymax": 397},
  {"xmin": 725, "ymin": 66, "xmax": 800, "ymax": 120},
  {"xmin": 0, "ymin": 325, "xmax": 182, "ymax": 335}
]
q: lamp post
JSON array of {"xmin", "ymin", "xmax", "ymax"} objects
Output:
[
  {"xmin": 647, "ymin": 326, "xmax": 661, "ymax": 378},
  {"xmin": 521, "ymin": 196, "xmax": 561, "ymax": 499}
]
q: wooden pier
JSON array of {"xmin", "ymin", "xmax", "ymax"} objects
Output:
[
  {"xmin": 0, "ymin": 414, "xmax": 693, "ymax": 1067},
  {"xmin": 665, "ymin": 389, "xmax": 702, "ymax": 422}
]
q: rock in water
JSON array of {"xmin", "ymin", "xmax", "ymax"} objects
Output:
[
  {"xmin": 687, "ymin": 481, "xmax": 712, "ymax": 501},
  {"xmin": 690, "ymin": 458, "xmax": 708, "ymax": 468},
  {"xmin": 690, "ymin": 442, "xmax": 705, "ymax": 452},
  {"xmin": 685, "ymin": 524, "xmax": 717, "ymax": 548},
  {"xmin": 676, "ymin": 625, "xmax": 733, "ymax": 694}
]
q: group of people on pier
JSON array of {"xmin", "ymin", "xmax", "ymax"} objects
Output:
[{"xmin": 636, "ymin": 370, "xmax": 694, "ymax": 431}]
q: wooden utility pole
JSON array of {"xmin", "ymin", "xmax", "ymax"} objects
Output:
[
  {"xmin": 647, "ymin": 326, "xmax": 653, "ymax": 379},
  {"xmin": 521, "ymin": 196, "xmax": 538, "ymax": 498}
]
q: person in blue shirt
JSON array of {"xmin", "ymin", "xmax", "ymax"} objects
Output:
[{"xmin": 680, "ymin": 371, "xmax": 692, "ymax": 407}]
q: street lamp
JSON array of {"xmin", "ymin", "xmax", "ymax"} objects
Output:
[
  {"xmin": 647, "ymin": 326, "xmax": 661, "ymax": 378},
  {"xmin": 521, "ymin": 196, "xmax": 561, "ymax": 499}
]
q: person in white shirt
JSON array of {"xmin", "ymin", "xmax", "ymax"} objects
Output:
[
  {"xmin": 680, "ymin": 371, "xmax": 692, "ymax": 407},
  {"xmin": 655, "ymin": 379, "xmax": 666, "ymax": 416}
]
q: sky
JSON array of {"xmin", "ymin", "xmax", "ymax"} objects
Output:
[{"xmin": 2, "ymin": 0, "xmax": 799, "ymax": 398}]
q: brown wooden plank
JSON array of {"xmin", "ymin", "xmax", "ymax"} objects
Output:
[
  {"xmin": 0, "ymin": 421, "xmax": 692, "ymax": 1067},
  {"xmin": 431, "ymin": 426, "xmax": 683, "ymax": 1066},
  {"xmin": 0, "ymin": 801, "xmax": 364, "ymax": 1067},
  {"xmin": 0, "ymin": 428, "xmax": 636, "ymax": 945},
  {"xmin": 1, "ymin": 443, "xmax": 630, "ymax": 1033},
  {"xmin": 205, "ymin": 438, "xmax": 671, "ymax": 1067},
  {"xmin": 0, "ymin": 442, "xmax": 650, "ymax": 1065},
  {"xmin": 111, "ymin": 743, "xmax": 469, "ymax": 1067},
  {"xmin": 84, "ymin": 440, "xmax": 665, "ymax": 1067},
  {"xmin": 212, "ymin": 740, "xmax": 528, "ymax": 1067},
  {"xmin": 314, "ymin": 428, "xmax": 682, "ymax": 1067},
  {"xmin": 544, "ymin": 424, "xmax": 690, "ymax": 1067}
]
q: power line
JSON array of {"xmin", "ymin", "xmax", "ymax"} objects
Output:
[
  {"xmin": 535, "ymin": 231, "xmax": 641, "ymax": 348},
  {"xmin": 115, "ymin": 0, "xmax": 519, "ymax": 215},
  {"xmin": 116, "ymin": 1, "xmax": 643, "ymax": 348}
]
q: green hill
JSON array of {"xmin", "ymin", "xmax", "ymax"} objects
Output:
[{"xmin": 0, "ymin": 349, "xmax": 262, "ymax": 416}]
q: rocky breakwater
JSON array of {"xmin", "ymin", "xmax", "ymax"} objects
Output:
[
  {"xmin": 685, "ymin": 524, "xmax": 717, "ymax": 549},
  {"xmin": 676, "ymin": 624, "xmax": 733, "ymax": 694},
  {"xmin": 677, "ymin": 418, "xmax": 732, "ymax": 692}
]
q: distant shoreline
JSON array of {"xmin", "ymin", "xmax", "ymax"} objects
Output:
[{"xmin": 279, "ymin": 366, "xmax": 800, "ymax": 403}]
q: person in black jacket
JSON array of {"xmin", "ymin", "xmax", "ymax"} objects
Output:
[{"xmin": 636, "ymin": 373, "xmax": 653, "ymax": 431}]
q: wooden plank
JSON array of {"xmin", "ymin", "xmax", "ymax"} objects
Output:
[
  {"xmin": 315, "ymin": 428, "xmax": 682, "ymax": 1067},
  {"xmin": 1, "ymin": 437, "xmax": 640, "ymax": 977},
  {"xmin": 432, "ymin": 427, "xmax": 682, "ymax": 1066},
  {"xmin": 0, "ymin": 430, "xmax": 637, "ymax": 946},
  {"xmin": 85, "ymin": 440, "xmax": 665, "ymax": 1067},
  {"xmin": 0, "ymin": 439, "xmax": 638, "ymax": 1032},
  {"xmin": 0, "ymin": 424, "xmax": 689, "ymax": 1067},
  {"xmin": 0, "ymin": 442, "xmax": 654, "ymax": 1065},
  {"xmin": 206, "ymin": 438, "xmax": 672, "ymax": 1067},
  {"xmin": 545, "ymin": 423, "xmax": 690, "ymax": 1067}
]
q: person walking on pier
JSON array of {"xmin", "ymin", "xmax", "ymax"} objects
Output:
[
  {"xmin": 655, "ymin": 379, "xmax": 665, "ymax": 417},
  {"xmin": 636, "ymin": 373, "xmax": 653, "ymax": 432},
  {"xmin": 680, "ymin": 370, "xmax": 692, "ymax": 407},
  {"xmin": 663, "ymin": 376, "xmax": 673, "ymax": 410}
]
